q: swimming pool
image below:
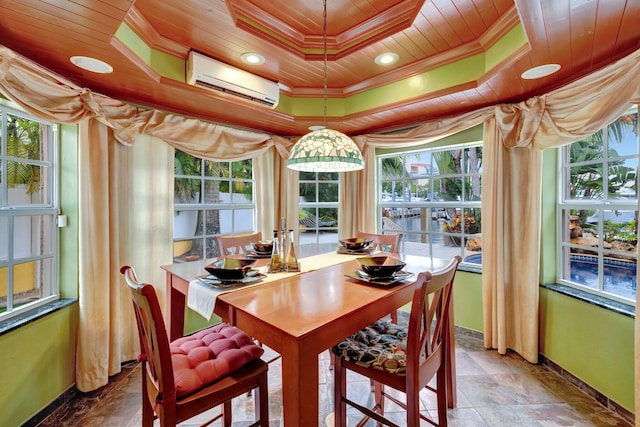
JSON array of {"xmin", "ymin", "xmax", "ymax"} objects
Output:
[{"xmin": 463, "ymin": 253, "xmax": 637, "ymax": 300}]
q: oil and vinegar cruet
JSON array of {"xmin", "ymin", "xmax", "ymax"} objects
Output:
[
  {"xmin": 284, "ymin": 229, "xmax": 299, "ymax": 272},
  {"xmin": 268, "ymin": 229, "xmax": 284, "ymax": 273}
]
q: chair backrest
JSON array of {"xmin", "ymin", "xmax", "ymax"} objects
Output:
[
  {"xmin": 405, "ymin": 256, "xmax": 461, "ymax": 378},
  {"xmin": 355, "ymin": 231, "xmax": 402, "ymax": 253},
  {"xmin": 215, "ymin": 232, "xmax": 263, "ymax": 256},
  {"xmin": 120, "ymin": 266, "xmax": 176, "ymax": 402}
]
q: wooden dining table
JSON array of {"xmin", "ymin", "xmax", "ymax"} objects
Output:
[{"xmin": 161, "ymin": 251, "xmax": 455, "ymax": 426}]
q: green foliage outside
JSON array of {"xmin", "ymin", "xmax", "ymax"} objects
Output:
[
  {"xmin": 174, "ymin": 150, "xmax": 254, "ymax": 258},
  {"xmin": 603, "ymin": 220, "xmax": 637, "ymax": 244},
  {"xmin": 570, "ymin": 114, "xmax": 638, "ymax": 241},
  {"xmin": 6, "ymin": 115, "xmax": 43, "ymax": 195},
  {"xmin": 299, "ymin": 171, "xmax": 339, "ymax": 225}
]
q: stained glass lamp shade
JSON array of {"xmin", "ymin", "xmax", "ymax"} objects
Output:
[{"xmin": 286, "ymin": 128, "xmax": 364, "ymax": 172}]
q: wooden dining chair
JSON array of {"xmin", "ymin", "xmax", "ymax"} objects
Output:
[
  {"xmin": 331, "ymin": 256, "xmax": 461, "ymax": 427},
  {"xmin": 356, "ymin": 231, "xmax": 402, "ymax": 253},
  {"xmin": 120, "ymin": 265, "xmax": 269, "ymax": 427},
  {"xmin": 215, "ymin": 232, "xmax": 262, "ymax": 256}
]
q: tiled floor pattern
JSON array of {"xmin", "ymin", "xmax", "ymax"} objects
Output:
[{"xmin": 37, "ymin": 329, "xmax": 633, "ymax": 426}]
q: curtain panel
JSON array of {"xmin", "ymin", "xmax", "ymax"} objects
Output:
[{"xmin": 1, "ymin": 42, "xmax": 639, "ymax": 416}]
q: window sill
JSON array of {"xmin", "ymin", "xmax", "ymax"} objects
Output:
[
  {"xmin": 458, "ymin": 262, "xmax": 482, "ymax": 274},
  {"xmin": 540, "ymin": 283, "xmax": 635, "ymax": 318},
  {"xmin": 0, "ymin": 298, "xmax": 77, "ymax": 336}
]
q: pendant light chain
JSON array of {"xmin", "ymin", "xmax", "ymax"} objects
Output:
[
  {"xmin": 322, "ymin": 0, "xmax": 328, "ymax": 129},
  {"xmin": 284, "ymin": 0, "xmax": 364, "ymax": 172}
]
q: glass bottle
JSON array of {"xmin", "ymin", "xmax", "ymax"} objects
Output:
[
  {"xmin": 268, "ymin": 230, "xmax": 284, "ymax": 273},
  {"xmin": 279, "ymin": 217, "xmax": 287, "ymax": 253},
  {"xmin": 285, "ymin": 229, "xmax": 299, "ymax": 272}
]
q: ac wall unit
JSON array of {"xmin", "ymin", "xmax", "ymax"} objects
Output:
[{"xmin": 186, "ymin": 51, "xmax": 279, "ymax": 109}]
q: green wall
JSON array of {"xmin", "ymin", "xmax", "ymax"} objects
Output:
[
  {"xmin": 452, "ymin": 271, "xmax": 483, "ymax": 332},
  {"xmin": 450, "ymin": 268, "xmax": 634, "ymax": 412},
  {"xmin": 452, "ymin": 267, "xmax": 635, "ymax": 413},
  {"xmin": 0, "ymin": 305, "xmax": 78, "ymax": 427},
  {"xmin": 540, "ymin": 288, "xmax": 634, "ymax": 411}
]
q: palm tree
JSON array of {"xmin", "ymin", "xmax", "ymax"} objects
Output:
[
  {"xmin": 6, "ymin": 116, "xmax": 43, "ymax": 195},
  {"xmin": 569, "ymin": 114, "xmax": 638, "ymax": 234},
  {"xmin": 380, "ymin": 157, "xmax": 404, "ymax": 201},
  {"xmin": 174, "ymin": 151, "xmax": 255, "ymax": 258}
]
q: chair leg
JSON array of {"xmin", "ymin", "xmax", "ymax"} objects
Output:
[
  {"xmin": 437, "ymin": 368, "xmax": 448, "ymax": 427},
  {"xmin": 332, "ymin": 354, "xmax": 347, "ymax": 427},
  {"xmin": 255, "ymin": 373, "xmax": 269, "ymax": 426},
  {"xmin": 141, "ymin": 396, "xmax": 154, "ymax": 427},
  {"xmin": 373, "ymin": 382, "xmax": 384, "ymax": 418},
  {"xmin": 406, "ymin": 383, "xmax": 419, "ymax": 427},
  {"xmin": 222, "ymin": 400, "xmax": 232, "ymax": 427},
  {"xmin": 140, "ymin": 364, "xmax": 154, "ymax": 427}
]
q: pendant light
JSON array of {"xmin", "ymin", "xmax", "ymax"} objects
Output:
[{"xmin": 286, "ymin": 0, "xmax": 364, "ymax": 172}]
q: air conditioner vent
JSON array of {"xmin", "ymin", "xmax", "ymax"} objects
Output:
[
  {"xmin": 193, "ymin": 79, "xmax": 277, "ymax": 107},
  {"xmin": 187, "ymin": 51, "xmax": 279, "ymax": 109}
]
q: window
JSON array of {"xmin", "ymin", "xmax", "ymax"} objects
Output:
[
  {"xmin": 378, "ymin": 144, "xmax": 482, "ymax": 266},
  {"xmin": 298, "ymin": 172, "xmax": 339, "ymax": 248},
  {"xmin": 173, "ymin": 150, "xmax": 255, "ymax": 262},
  {"xmin": 0, "ymin": 107, "xmax": 58, "ymax": 320},
  {"xmin": 559, "ymin": 107, "xmax": 638, "ymax": 302}
]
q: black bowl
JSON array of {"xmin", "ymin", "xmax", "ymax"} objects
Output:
[
  {"xmin": 339, "ymin": 237, "xmax": 372, "ymax": 251},
  {"xmin": 356, "ymin": 255, "xmax": 406, "ymax": 277},
  {"xmin": 252, "ymin": 240, "xmax": 274, "ymax": 254},
  {"xmin": 205, "ymin": 257, "xmax": 257, "ymax": 280}
]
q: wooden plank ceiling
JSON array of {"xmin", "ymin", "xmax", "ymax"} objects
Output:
[{"xmin": 0, "ymin": 0, "xmax": 639, "ymax": 137}]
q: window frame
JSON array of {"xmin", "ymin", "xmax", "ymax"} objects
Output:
[
  {"xmin": 173, "ymin": 152, "xmax": 256, "ymax": 261},
  {"xmin": 298, "ymin": 171, "xmax": 339, "ymax": 247},
  {"xmin": 377, "ymin": 142, "xmax": 482, "ymax": 269},
  {"xmin": 0, "ymin": 105, "xmax": 60, "ymax": 321},
  {"xmin": 556, "ymin": 106, "xmax": 638, "ymax": 303}
]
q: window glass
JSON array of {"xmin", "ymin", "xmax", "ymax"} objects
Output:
[
  {"xmin": 378, "ymin": 144, "xmax": 482, "ymax": 266},
  {"xmin": 559, "ymin": 108, "xmax": 638, "ymax": 302},
  {"xmin": 0, "ymin": 108, "xmax": 58, "ymax": 320},
  {"xmin": 173, "ymin": 150, "xmax": 255, "ymax": 262},
  {"xmin": 299, "ymin": 171, "xmax": 339, "ymax": 248}
]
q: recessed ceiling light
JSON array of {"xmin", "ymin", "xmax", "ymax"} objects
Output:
[
  {"xmin": 309, "ymin": 125, "xmax": 325, "ymax": 131},
  {"xmin": 241, "ymin": 52, "xmax": 266, "ymax": 65},
  {"xmin": 375, "ymin": 53, "xmax": 399, "ymax": 65},
  {"xmin": 521, "ymin": 64, "xmax": 561, "ymax": 79},
  {"xmin": 70, "ymin": 56, "xmax": 113, "ymax": 74}
]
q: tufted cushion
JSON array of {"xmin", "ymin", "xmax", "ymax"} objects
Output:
[
  {"xmin": 170, "ymin": 322, "xmax": 264, "ymax": 397},
  {"xmin": 331, "ymin": 320, "xmax": 408, "ymax": 374}
]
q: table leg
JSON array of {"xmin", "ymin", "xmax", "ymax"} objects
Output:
[
  {"xmin": 166, "ymin": 271, "xmax": 185, "ymax": 341},
  {"xmin": 280, "ymin": 345, "xmax": 320, "ymax": 426}
]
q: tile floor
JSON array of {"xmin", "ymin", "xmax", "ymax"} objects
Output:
[{"xmin": 37, "ymin": 328, "xmax": 633, "ymax": 426}]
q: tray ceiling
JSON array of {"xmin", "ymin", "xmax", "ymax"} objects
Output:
[{"xmin": 1, "ymin": 0, "xmax": 639, "ymax": 137}]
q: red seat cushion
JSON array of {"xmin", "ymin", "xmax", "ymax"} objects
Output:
[{"xmin": 170, "ymin": 322, "xmax": 264, "ymax": 397}]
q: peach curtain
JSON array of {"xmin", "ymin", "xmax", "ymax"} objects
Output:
[
  {"xmin": 254, "ymin": 146, "xmax": 300, "ymax": 238},
  {"xmin": 338, "ymin": 136, "xmax": 367, "ymax": 238},
  {"xmin": 76, "ymin": 124, "xmax": 173, "ymax": 390},
  {"xmin": 483, "ymin": 48, "xmax": 640, "ymax": 365}
]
